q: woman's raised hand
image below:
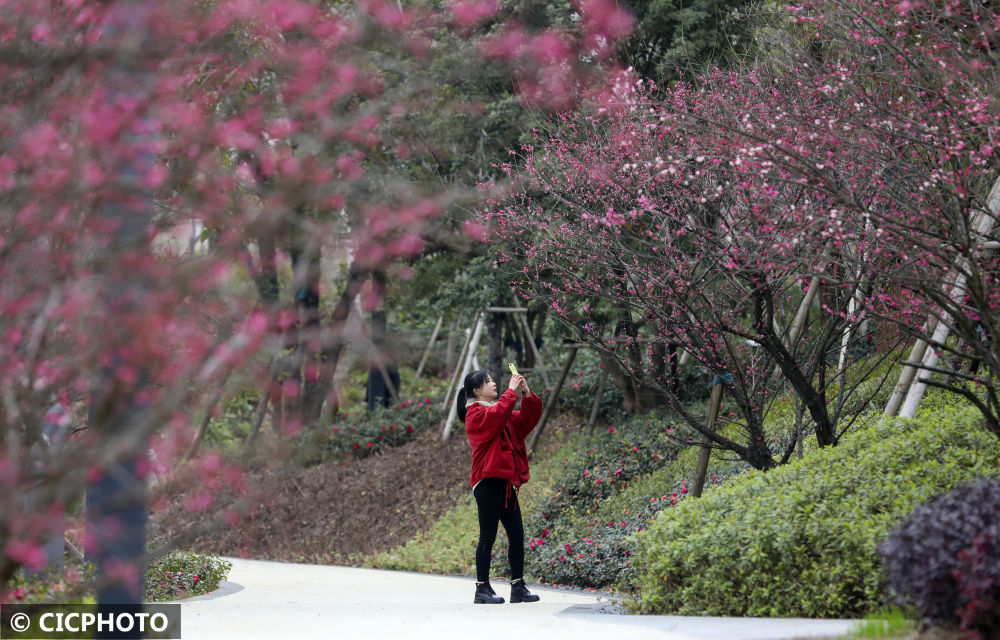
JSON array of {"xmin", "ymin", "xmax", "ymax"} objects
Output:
[
  {"xmin": 519, "ymin": 375, "xmax": 531, "ymax": 395},
  {"xmin": 508, "ymin": 374, "xmax": 524, "ymax": 391}
]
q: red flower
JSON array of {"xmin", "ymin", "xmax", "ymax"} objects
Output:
[{"xmin": 353, "ymin": 443, "xmax": 359, "ymax": 450}]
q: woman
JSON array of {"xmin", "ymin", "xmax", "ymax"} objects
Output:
[{"xmin": 457, "ymin": 369, "xmax": 543, "ymax": 604}]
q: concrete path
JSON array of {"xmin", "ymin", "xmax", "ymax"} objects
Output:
[{"xmin": 178, "ymin": 557, "xmax": 858, "ymax": 640}]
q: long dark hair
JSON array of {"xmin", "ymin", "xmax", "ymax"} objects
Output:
[{"xmin": 456, "ymin": 370, "xmax": 490, "ymax": 423}]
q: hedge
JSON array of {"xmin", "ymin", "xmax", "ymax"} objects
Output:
[{"xmin": 630, "ymin": 403, "xmax": 1000, "ymax": 618}]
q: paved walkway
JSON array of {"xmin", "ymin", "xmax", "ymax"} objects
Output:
[{"xmin": 178, "ymin": 557, "xmax": 858, "ymax": 640}]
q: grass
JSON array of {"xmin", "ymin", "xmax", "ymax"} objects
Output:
[{"xmin": 844, "ymin": 608, "xmax": 918, "ymax": 639}]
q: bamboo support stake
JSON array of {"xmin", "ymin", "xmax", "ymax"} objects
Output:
[
  {"xmin": 788, "ymin": 274, "xmax": 821, "ymax": 347},
  {"xmin": 883, "ymin": 336, "xmax": 932, "ymax": 420},
  {"xmin": 884, "ymin": 275, "xmax": 962, "ymax": 420},
  {"xmin": 441, "ymin": 312, "xmax": 479, "ymax": 411},
  {"xmin": 414, "ymin": 316, "xmax": 443, "ymax": 383},
  {"xmin": 528, "ymin": 345, "xmax": 580, "ymax": 455},
  {"xmin": 898, "ymin": 181, "xmax": 999, "ymax": 418},
  {"xmin": 442, "ymin": 313, "xmax": 485, "ymax": 440},
  {"xmin": 518, "ymin": 314, "xmax": 550, "ymax": 388}
]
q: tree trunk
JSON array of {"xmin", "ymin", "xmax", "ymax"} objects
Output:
[
  {"xmin": 366, "ymin": 309, "xmax": 400, "ymax": 410},
  {"xmin": 301, "ymin": 263, "xmax": 370, "ymax": 427},
  {"xmin": 523, "ymin": 310, "xmax": 537, "ymax": 369},
  {"xmin": 288, "ymin": 240, "xmax": 321, "ymax": 430},
  {"xmin": 254, "ymin": 234, "xmax": 279, "ymax": 304},
  {"xmin": 754, "ymin": 288, "xmax": 838, "ymax": 447}
]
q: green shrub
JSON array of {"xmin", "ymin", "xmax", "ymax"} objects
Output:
[
  {"xmin": 4, "ymin": 551, "xmax": 230, "ymax": 604},
  {"xmin": 299, "ymin": 397, "xmax": 442, "ymax": 463},
  {"xmin": 4, "ymin": 561, "xmax": 96, "ymax": 604},
  {"xmin": 554, "ymin": 365, "xmax": 625, "ymax": 420},
  {"xmin": 529, "ymin": 412, "xmax": 696, "ymax": 525},
  {"xmin": 630, "ymin": 404, "xmax": 1000, "ymax": 618},
  {"xmin": 144, "ymin": 551, "xmax": 232, "ymax": 602},
  {"xmin": 523, "ymin": 442, "xmax": 751, "ymax": 589}
]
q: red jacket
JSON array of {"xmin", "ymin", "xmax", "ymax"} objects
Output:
[{"xmin": 465, "ymin": 389, "xmax": 543, "ymax": 489}]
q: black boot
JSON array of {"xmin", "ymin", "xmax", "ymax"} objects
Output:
[
  {"xmin": 509, "ymin": 578, "xmax": 540, "ymax": 603},
  {"xmin": 474, "ymin": 580, "xmax": 504, "ymax": 604}
]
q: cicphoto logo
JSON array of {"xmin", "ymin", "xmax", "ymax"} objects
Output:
[{"xmin": 1, "ymin": 604, "xmax": 181, "ymax": 639}]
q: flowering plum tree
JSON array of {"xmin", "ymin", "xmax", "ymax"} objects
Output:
[
  {"xmin": 771, "ymin": 0, "xmax": 1000, "ymax": 434},
  {"xmin": 0, "ymin": 0, "xmax": 632, "ymax": 600},
  {"xmin": 485, "ymin": 73, "xmax": 901, "ymax": 470},
  {"xmin": 484, "ymin": 0, "xmax": 1000, "ymax": 466}
]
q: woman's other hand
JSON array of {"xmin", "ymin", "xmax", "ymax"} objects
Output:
[{"xmin": 519, "ymin": 376, "xmax": 531, "ymax": 395}]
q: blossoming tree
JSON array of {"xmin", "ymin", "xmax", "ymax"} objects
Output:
[{"xmin": 0, "ymin": 0, "xmax": 632, "ymax": 602}]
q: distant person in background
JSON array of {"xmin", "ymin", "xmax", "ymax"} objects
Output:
[{"xmin": 457, "ymin": 369, "xmax": 543, "ymax": 604}]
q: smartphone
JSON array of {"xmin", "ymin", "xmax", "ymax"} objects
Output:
[{"xmin": 508, "ymin": 362, "xmax": 519, "ymax": 376}]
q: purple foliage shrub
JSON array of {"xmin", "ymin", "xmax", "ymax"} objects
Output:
[{"xmin": 878, "ymin": 478, "xmax": 1000, "ymax": 639}]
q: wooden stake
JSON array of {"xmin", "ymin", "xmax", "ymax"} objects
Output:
[
  {"xmin": 528, "ymin": 345, "xmax": 579, "ymax": 455},
  {"xmin": 885, "ymin": 178, "xmax": 1000, "ymax": 419},
  {"xmin": 441, "ymin": 312, "xmax": 478, "ymax": 411},
  {"xmin": 899, "ymin": 189, "xmax": 999, "ymax": 418},
  {"xmin": 414, "ymin": 316, "xmax": 443, "ymax": 382},
  {"xmin": 691, "ymin": 381, "xmax": 724, "ymax": 498},
  {"xmin": 587, "ymin": 367, "xmax": 610, "ymax": 437}
]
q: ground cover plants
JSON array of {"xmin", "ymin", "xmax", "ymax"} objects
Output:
[{"xmin": 2, "ymin": 550, "xmax": 231, "ymax": 604}]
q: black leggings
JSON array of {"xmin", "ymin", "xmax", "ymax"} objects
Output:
[{"xmin": 473, "ymin": 477, "xmax": 524, "ymax": 583}]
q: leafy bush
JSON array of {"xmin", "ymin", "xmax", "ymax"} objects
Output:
[
  {"xmin": 317, "ymin": 397, "xmax": 441, "ymax": 460},
  {"xmin": 3, "ymin": 550, "xmax": 230, "ymax": 604},
  {"xmin": 878, "ymin": 478, "xmax": 1000, "ymax": 639},
  {"xmin": 630, "ymin": 405, "xmax": 1000, "ymax": 618},
  {"xmin": 518, "ymin": 433, "xmax": 750, "ymax": 590},
  {"xmin": 144, "ymin": 551, "xmax": 232, "ymax": 602},
  {"xmin": 554, "ymin": 365, "xmax": 625, "ymax": 420},
  {"xmin": 531, "ymin": 412, "xmax": 696, "ymax": 524},
  {"xmin": 3, "ymin": 561, "xmax": 96, "ymax": 604}
]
